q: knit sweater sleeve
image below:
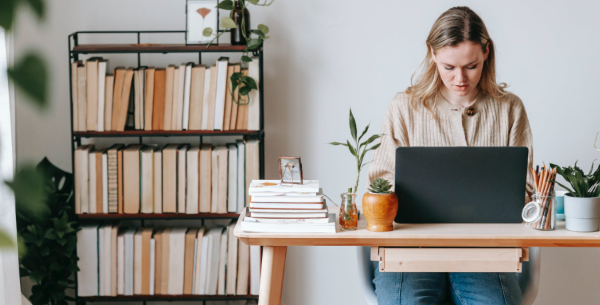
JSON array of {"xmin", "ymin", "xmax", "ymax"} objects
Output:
[
  {"xmin": 507, "ymin": 94, "xmax": 535, "ymax": 204},
  {"xmin": 367, "ymin": 93, "xmax": 410, "ymax": 189}
]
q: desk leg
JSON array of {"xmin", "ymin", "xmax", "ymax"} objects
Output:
[{"xmin": 258, "ymin": 246, "xmax": 287, "ymax": 305}]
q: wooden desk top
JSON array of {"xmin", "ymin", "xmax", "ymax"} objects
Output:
[{"xmin": 234, "ymin": 210, "xmax": 600, "ymax": 247}]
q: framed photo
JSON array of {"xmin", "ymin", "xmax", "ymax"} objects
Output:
[
  {"xmin": 279, "ymin": 157, "xmax": 303, "ymax": 185},
  {"xmin": 186, "ymin": 0, "xmax": 218, "ymax": 45}
]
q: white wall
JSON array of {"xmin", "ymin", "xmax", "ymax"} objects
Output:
[{"xmin": 14, "ymin": 0, "xmax": 600, "ymax": 304}]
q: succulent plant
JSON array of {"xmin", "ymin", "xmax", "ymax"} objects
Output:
[{"xmin": 368, "ymin": 178, "xmax": 393, "ymax": 194}]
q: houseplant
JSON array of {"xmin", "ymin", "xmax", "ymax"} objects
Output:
[
  {"xmin": 362, "ymin": 178, "xmax": 397, "ymax": 232},
  {"xmin": 329, "ymin": 109, "xmax": 382, "ymax": 230},
  {"xmin": 550, "ymin": 161, "xmax": 600, "ymax": 232}
]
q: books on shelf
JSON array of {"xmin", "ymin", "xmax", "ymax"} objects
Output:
[
  {"xmin": 77, "ymin": 222, "xmax": 257, "ymax": 297},
  {"xmin": 74, "ymin": 141, "xmax": 254, "ymax": 215},
  {"xmin": 72, "ymin": 58, "xmax": 259, "ymax": 133}
]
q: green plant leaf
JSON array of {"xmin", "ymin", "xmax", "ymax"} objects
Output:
[
  {"xmin": 241, "ymin": 56, "xmax": 253, "ymax": 63},
  {"xmin": 358, "ymin": 123, "xmax": 370, "ymax": 142},
  {"xmin": 220, "ymin": 17, "xmax": 237, "ymax": 29},
  {"xmin": 347, "ymin": 140, "xmax": 357, "ymax": 158},
  {"xmin": 251, "ymin": 30, "xmax": 266, "ymax": 39},
  {"xmin": 0, "ymin": 0, "xmax": 17, "ymax": 30},
  {"xmin": 328, "ymin": 142, "xmax": 348, "ymax": 146},
  {"xmin": 216, "ymin": 0, "xmax": 234, "ymax": 10},
  {"xmin": 0, "ymin": 230, "xmax": 14, "ymax": 248},
  {"xmin": 239, "ymin": 85, "xmax": 252, "ymax": 96},
  {"xmin": 258, "ymin": 24, "xmax": 269, "ymax": 34},
  {"xmin": 24, "ymin": 0, "xmax": 45, "ymax": 19},
  {"xmin": 202, "ymin": 27, "xmax": 213, "ymax": 37},
  {"xmin": 367, "ymin": 143, "xmax": 382, "ymax": 152},
  {"xmin": 246, "ymin": 38, "xmax": 262, "ymax": 50},
  {"xmin": 241, "ymin": 75, "xmax": 258, "ymax": 90},
  {"xmin": 7, "ymin": 52, "xmax": 48, "ymax": 109},
  {"xmin": 360, "ymin": 134, "xmax": 380, "ymax": 149},
  {"xmin": 6, "ymin": 164, "xmax": 50, "ymax": 223},
  {"xmin": 248, "ymin": 0, "xmax": 260, "ymax": 4},
  {"xmin": 349, "ymin": 109, "xmax": 357, "ymax": 142}
]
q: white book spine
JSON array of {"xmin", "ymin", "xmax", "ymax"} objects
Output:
[
  {"xmin": 149, "ymin": 238, "xmax": 155, "ymax": 295},
  {"xmin": 211, "ymin": 149, "xmax": 219, "ymax": 213},
  {"xmin": 103, "ymin": 225, "xmax": 112, "ymax": 295},
  {"xmin": 183, "ymin": 64, "xmax": 192, "ymax": 130},
  {"xmin": 228, "ymin": 146, "xmax": 238, "ymax": 213},
  {"xmin": 250, "ymin": 245, "xmax": 261, "ymax": 295},
  {"xmin": 153, "ymin": 151, "xmax": 162, "ymax": 213},
  {"xmin": 134, "ymin": 232, "xmax": 142, "ymax": 295},
  {"xmin": 76, "ymin": 226, "xmax": 99, "ymax": 296},
  {"xmin": 117, "ymin": 235, "xmax": 125, "ymax": 295},
  {"xmin": 237, "ymin": 142, "xmax": 246, "ymax": 212},
  {"xmin": 125, "ymin": 231, "xmax": 134, "ymax": 295},
  {"xmin": 197, "ymin": 235, "xmax": 209, "ymax": 295},
  {"xmin": 80, "ymin": 148, "xmax": 90, "ymax": 214},
  {"xmin": 176, "ymin": 66, "xmax": 186, "ymax": 130},
  {"xmin": 201, "ymin": 68, "xmax": 211, "ymax": 130},
  {"xmin": 247, "ymin": 58, "xmax": 260, "ymax": 130},
  {"xmin": 97, "ymin": 61, "xmax": 107, "ymax": 131},
  {"xmin": 178, "ymin": 147, "xmax": 188, "ymax": 213},
  {"xmin": 98, "ymin": 227, "xmax": 105, "ymax": 295},
  {"xmin": 213, "ymin": 60, "xmax": 229, "ymax": 130},
  {"xmin": 186, "ymin": 149, "xmax": 199, "ymax": 214},
  {"xmin": 88, "ymin": 153, "xmax": 96, "ymax": 214},
  {"xmin": 102, "ymin": 153, "xmax": 108, "ymax": 213}
]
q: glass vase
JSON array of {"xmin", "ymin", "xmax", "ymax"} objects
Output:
[
  {"xmin": 339, "ymin": 192, "xmax": 358, "ymax": 231},
  {"xmin": 531, "ymin": 191, "xmax": 556, "ymax": 230},
  {"xmin": 230, "ymin": 0, "xmax": 250, "ymax": 45}
]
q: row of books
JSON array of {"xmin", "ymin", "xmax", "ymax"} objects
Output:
[
  {"xmin": 240, "ymin": 180, "xmax": 336, "ymax": 233},
  {"xmin": 70, "ymin": 57, "xmax": 260, "ymax": 132},
  {"xmin": 74, "ymin": 140, "xmax": 260, "ymax": 214},
  {"xmin": 77, "ymin": 222, "xmax": 261, "ymax": 296}
]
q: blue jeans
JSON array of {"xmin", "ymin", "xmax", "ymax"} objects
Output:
[{"xmin": 373, "ymin": 268, "xmax": 521, "ymax": 305}]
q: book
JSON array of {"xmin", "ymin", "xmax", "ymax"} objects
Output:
[
  {"xmin": 168, "ymin": 228, "xmax": 187, "ymax": 295},
  {"xmin": 214, "ymin": 57, "xmax": 229, "ymax": 130},
  {"xmin": 236, "ymin": 140, "xmax": 246, "ymax": 212},
  {"xmin": 117, "ymin": 230, "xmax": 125, "ymax": 295},
  {"xmin": 235, "ymin": 69, "xmax": 249, "ymax": 130},
  {"xmin": 110, "ymin": 224, "xmax": 118, "ymax": 296},
  {"xmin": 141, "ymin": 227, "xmax": 153, "ymax": 295},
  {"xmin": 229, "ymin": 64, "xmax": 241, "ymax": 130},
  {"xmin": 118, "ymin": 146, "xmax": 124, "ymax": 213},
  {"xmin": 134, "ymin": 230, "xmax": 143, "ymax": 294},
  {"xmin": 77, "ymin": 225, "xmax": 98, "ymax": 296},
  {"xmin": 182, "ymin": 62, "xmax": 193, "ymax": 130},
  {"xmin": 152, "ymin": 68, "xmax": 166, "ymax": 130},
  {"xmin": 199, "ymin": 144, "xmax": 212, "ymax": 213},
  {"xmin": 250, "ymin": 195, "xmax": 324, "ymax": 203},
  {"xmin": 160, "ymin": 228, "xmax": 172, "ymax": 294},
  {"xmin": 149, "ymin": 238, "xmax": 156, "ymax": 295},
  {"xmin": 99, "ymin": 225, "xmax": 110, "ymax": 295},
  {"xmin": 206, "ymin": 64, "xmax": 218, "ymax": 131},
  {"xmin": 88, "ymin": 149, "xmax": 97, "ymax": 213},
  {"xmin": 153, "ymin": 229, "xmax": 165, "ymax": 295},
  {"xmin": 197, "ymin": 228, "xmax": 210, "ymax": 295},
  {"xmin": 77, "ymin": 64, "xmax": 87, "ymax": 133},
  {"xmin": 123, "ymin": 144, "xmax": 144, "ymax": 214},
  {"xmin": 226, "ymin": 221, "xmax": 238, "ymax": 294},
  {"xmin": 236, "ymin": 231, "xmax": 249, "ymax": 295},
  {"xmin": 177, "ymin": 144, "xmax": 190, "ymax": 213},
  {"xmin": 86, "ymin": 57, "xmax": 101, "ymax": 131},
  {"xmin": 201, "ymin": 67, "xmax": 212, "ymax": 130},
  {"xmin": 249, "ymin": 202, "xmax": 324, "ymax": 210},
  {"xmin": 217, "ymin": 226, "xmax": 228, "ymax": 295},
  {"xmin": 95, "ymin": 149, "xmax": 105, "ymax": 213},
  {"xmin": 247, "ymin": 58, "xmax": 260, "ymax": 131},
  {"xmin": 173, "ymin": 65, "xmax": 186, "ymax": 130},
  {"xmin": 249, "ymin": 211, "xmax": 328, "ymax": 218},
  {"xmin": 144, "ymin": 67, "xmax": 155, "ymax": 131},
  {"xmin": 223, "ymin": 65, "xmax": 235, "ymax": 131},
  {"xmin": 244, "ymin": 215, "xmax": 331, "ymax": 224},
  {"xmin": 188, "ymin": 65, "xmax": 206, "ymax": 130},
  {"xmin": 107, "ymin": 144, "xmax": 124, "ymax": 213},
  {"xmin": 205, "ymin": 227, "xmax": 224, "ymax": 295},
  {"xmin": 141, "ymin": 146, "xmax": 156, "ymax": 213},
  {"xmin": 162, "ymin": 144, "xmax": 180, "ymax": 213},
  {"xmin": 245, "ymin": 140, "xmax": 260, "ymax": 206},
  {"xmin": 124, "ymin": 228, "xmax": 136, "ymax": 295},
  {"xmin": 153, "ymin": 147, "xmax": 163, "ymax": 213},
  {"xmin": 242, "ymin": 212, "xmax": 336, "ymax": 233},
  {"xmin": 192, "ymin": 227, "xmax": 208, "ymax": 294},
  {"xmin": 227, "ymin": 144, "xmax": 238, "ymax": 213},
  {"xmin": 104, "ymin": 74, "xmax": 115, "ymax": 131},
  {"xmin": 97, "ymin": 59, "xmax": 108, "ymax": 131},
  {"xmin": 248, "ymin": 207, "xmax": 327, "ymax": 213},
  {"xmin": 217, "ymin": 146, "xmax": 229, "ymax": 213},
  {"xmin": 79, "ymin": 145, "xmax": 94, "ymax": 214},
  {"xmin": 71, "ymin": 60, "xmax": 81, "ymax": 131},
  {"xmin": 183, "ymin": 228, "xmax": 199, "ymax": 294},
  {"xmin": 116, "ymin": 68, "xmax": 135, "ymax": 131},
  {"xmin": 186, "ymin": 145, "xmax": 200, "ymax": 214},
  {"xmin": 248, "ymin": 180, "xmax": 320, "ymax": 194},
  {"xmin": 250, "ymin": 245, "xmax": 261, "ymax": 295},
  {"xmin": 74, "ymin": 146, "xmax": 81, "ymax": 214},
  {"xmin": 211, "ymin": 148, "xmax": 219, "ymax": 213},
  {"xmin": 134, "ymin": 68, "xmax": 145, "ymax": 130},
  {"xmin": 163, "ymin": 65, "xmax": 175, "ymax": 131},
  {"xmin": 110, "ymin": 67, "xmax": 126, "ymax": 131}
]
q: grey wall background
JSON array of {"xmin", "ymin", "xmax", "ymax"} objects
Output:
[{"xmin": 14, "ymin": 0, "xmax": 600, "ymax": 304}]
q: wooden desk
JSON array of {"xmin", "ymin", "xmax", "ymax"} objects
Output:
[{"xmin": 233, "ymin": 210, "xmax": 600, "ymax": 305}]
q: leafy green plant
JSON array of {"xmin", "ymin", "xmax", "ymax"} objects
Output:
[
  {"xmin": 329, "ymin": 109, "xmax": 383, "ymax": 194},
  {"xmin": 11, "ymin": 158, "xmax": 79, "ymax": 305},
  {"xmin": 203, "ymin": 0, "xmax": 273, "ymax": 105},
  {"xmin": 550, "ymin": 161, "xmax": 600, "ymax": 198},
  {"xmin": 368, "ymin": 178, "xmax": 392, "ymax": 194}
]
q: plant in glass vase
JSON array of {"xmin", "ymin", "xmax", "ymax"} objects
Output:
[{"xmin": 329, "ymin": 109, "xmax": 383, "ymax": 230}]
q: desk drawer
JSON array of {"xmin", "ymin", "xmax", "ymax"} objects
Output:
[{"xmin": 371, "ymin": 247, "xmax": 528, "ymax": 273}]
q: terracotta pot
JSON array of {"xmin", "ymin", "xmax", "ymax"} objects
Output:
[{"xmin": 362, "ymin": 192, "xmax": 398, "ymax": 232}]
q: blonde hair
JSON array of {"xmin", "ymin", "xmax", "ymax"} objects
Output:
[{"xmin": 406, "ymin": 6, "xmax": 508, "ymax": 112}]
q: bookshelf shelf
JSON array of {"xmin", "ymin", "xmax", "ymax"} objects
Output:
[
  {"xmin": 77, "ymin": 213, "xmax": 241, "ymax": 220},
  {"xmin": 71, "ymin": 43, "xmax": 248, "ymax": 54},
  {"xmin": 78, "ymin": 294, "xmax": 259, "ymax": 302},
  {"xmin": 73, "ymin": 130, "xmax": 262, "ymax": 138}
]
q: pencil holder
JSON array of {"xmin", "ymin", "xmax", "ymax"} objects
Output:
[{"xmin": 527, "ymin": 191, "xmax": 556, "ymax": 230}]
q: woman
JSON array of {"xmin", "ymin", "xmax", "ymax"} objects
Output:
[{"xmin": 367, "ymin": 6, "xmax": 534, "ymax": 305}]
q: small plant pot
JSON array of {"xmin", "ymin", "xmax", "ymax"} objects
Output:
[
  {"xmin": 362, "ymin": 192, "xmax": 398, "ymax": 232},
  {"xmin": 564, "ymin": 195, "xmax": 600, "ymax": 232}
]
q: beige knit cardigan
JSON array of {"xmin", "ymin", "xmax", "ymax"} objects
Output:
[{"xmin": 367, "ymin": 91, "xmax": 534, "ymax": 204}]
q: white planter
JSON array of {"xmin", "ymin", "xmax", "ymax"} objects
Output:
[{"xmin": 564, "ymin": 195, "xmax": 600, "ymax": 232}]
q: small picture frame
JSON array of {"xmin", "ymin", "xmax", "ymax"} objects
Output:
[
  {"xmin": 186, "ymin": 0, "xmax": 218, "ymax": 45},
  {"xmin": 279, "ymin": 157, "xmax": 303, "ymax": 185}
]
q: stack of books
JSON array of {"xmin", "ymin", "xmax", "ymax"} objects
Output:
[{"xmin": 240, "ymin": 180, "xmax": 336, "ymax": 233}]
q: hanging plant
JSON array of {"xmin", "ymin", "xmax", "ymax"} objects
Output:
[{"xmin": 203, "ymin": 0, "xmax": 273, "ymax": 105}]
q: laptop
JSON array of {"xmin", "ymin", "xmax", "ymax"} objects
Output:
[{"xmin": 394, "ymin": 147, "xmax": 528, "ymax": 223}]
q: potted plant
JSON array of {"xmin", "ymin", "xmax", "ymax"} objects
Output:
[
  {"xmin": 329, "ymin": 109, "xmax": 382, "ymax": 231},
  {"xmin": 551, "ymin": 162, "xmax": 600, "ymax": 232},
  {"xmin": 362, "ymin": 178, "xmax": 398, "ymax": 232}
]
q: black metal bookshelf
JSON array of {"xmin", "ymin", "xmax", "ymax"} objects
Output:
[{"xmin": 68, "ymin": 30, "xmax": 265, "ymax": 304}]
